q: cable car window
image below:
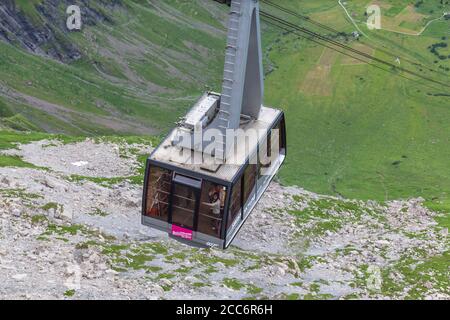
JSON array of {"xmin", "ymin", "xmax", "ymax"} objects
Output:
[
  {"xmin": 173, "ymin": 173, "xmax": 202, "ymax": 189},
  {"xmin": 198, "ymin": 181, "xmax": 227, "ymax": 237},
  {"xmin": 171, "ymin": 183, "xmax": 198, "ymax": 230},
  {"xmin": 275, "ymin": 117, "xmax": 286, "ymax": 154},
  {"xmin": 227, "ymin": 177, "xmax": 242, "ymax": 231},
  {"xmin": 145, "ymin": 166, "xmax": 172, "ymax": 222},
  {"xmin": 243, "ymin": 155, "xmax": 257, "ymax": 213},
  {"xmin": 257, "ymin": 136, "xmax": 270, "ymax": 192},
  {"xmin": 258, "ymin": 122, "xmax": 281, "ymax": 189}
]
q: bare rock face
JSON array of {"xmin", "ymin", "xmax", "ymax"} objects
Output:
[{"xmin": 0, "ymin": 0, "xmax": 122, "ymax": 62}]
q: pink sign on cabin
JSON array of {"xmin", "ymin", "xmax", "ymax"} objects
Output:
[{"xmin": 171, "ymin": 225, "xmax": 193, "ymax": 240}]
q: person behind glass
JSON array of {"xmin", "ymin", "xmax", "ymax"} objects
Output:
[
  {"xmin": 203, "ymin": 192, "xmax": 221, "ymax": 235},
  {"xmin": 209, "ymin": 185, "xmax": 221, "ymax": 202}
]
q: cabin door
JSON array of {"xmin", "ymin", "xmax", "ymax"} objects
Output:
[{"xmin": 169, "ymin": 174, "xmax": 201, "ymax": 231}]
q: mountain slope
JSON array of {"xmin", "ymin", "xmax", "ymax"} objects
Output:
[
  {"xmin": 0, "ymin": 0, "xmax": 449, "ymax": 209},
  {"xmin": 0, "ymin": 0, "xmax": 227, "ymax": 135},
  {"xmin": 0, "ymin": 135, "xmax": 448, "ymax": 299},
  {"xmin": 262, "ymin": 0, "xmax": 450, "ymax": 210},
  {"xmin": 0, "ymin": 0, "xmax": 449, "ymax": 300}
]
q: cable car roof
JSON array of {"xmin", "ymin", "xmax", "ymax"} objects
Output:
[{"xmin": 150, "ymin": 104, "xmax": 282, "ymax": 183}]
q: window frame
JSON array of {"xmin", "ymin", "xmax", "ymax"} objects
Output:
[
  {"xmin": 226, "ymin": 175, "xmax": 243, "ymax": 233},
  {"xmin": 197, "ymin": 180, "xmax": 228, "ymax": 238},
  {"xmin": 143, "ymin": 163, "xmax": 173, "ymax": 222},
  {"xmin": 169, "ymin": 175, "xmax": 202, "ymax": 230},
  {"xmin": 223, "ymin": 111, "xmax": 286, "ymax": 248}
]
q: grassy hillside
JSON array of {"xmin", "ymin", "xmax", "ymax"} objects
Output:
[
  {"xmin": 262, "ymin": 0, "xmax": 450, "ymax": 210},
  {"xmin": 1, "ymin": 0, "xmax": 449, "ymax": 210},
  {"xmin": 0, "ymin": 0, "xmax": 228, "ymax": 135}
]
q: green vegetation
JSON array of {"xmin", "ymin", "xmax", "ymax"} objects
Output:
[
  {"xmin": 284, "ymin": 293, "xmax": 300, "ymax": 300},
  {"xmin": 223, "ymin": 278, "xmax": 246, "ymax": 290},
  {"xmin": 0, "ymin": 130, "xmax": 37, "ymax": 149},
  {"xmin": 64, "ymin": 289, "xmax": 76, "ymax": 297},
  {"xmin": 43, "ymin": 223, "xmax": 83, "ymax": 237},
  {"xmin": 15, "ymin": 0, "xmax": 44, "ymax": 25},
  {"xmin": 189, "ymin": 251, "xmax": 239, "ymax": 268},
  {"xmin": 193, "ymin": 282, "xmax": 208, "ymax": 288},
  {"xmin": 303, "ymin": 292, "xmax": 334, "ymax": 300},
  {"xmin": 264, "ymin": 0, "xmax": 450, "ymax": 211},
  {"xmin": 0, "ymin": 155, "xmax": 36, "ymax": 168},
  {"xmin": 88, "ymin": 208, "xmax": 109, "ymax": 217},
  {"xmin": 0, "ymin": 114, "xmax": 41, "ymax": 132},
  {"xmin": 1, "ymin": 0, "xmax": 449, "ymax": 212},
  {"xmin": 0, "ymin": 2, "xmax": 448, "ymax": 300},
  {"xmin": 0, "ymin": 188, "xmax": 42, "ymax": 201},
  {"xmin": 288, "ymin": 197, "xmax": 375, "ymax": 244},
  {"xmin": 0, "ymin": 0, "xmax": 227, "ymax": 135},
  {"xmin": 31, "ymin": 214, "xmax": 48, "ymax": 224},
  {"xmin": 0, "ymin": 131, "xmax": 50, "ymax": 167},
  {"xmin": 351, "ymin": 250, "xmax": 450, "ymax": 299},
  {"xmin": 223, "ymin": 278, "xmax": 263, "ymax": 295},
  {"xmin": 41, "ymin": 202, "xmax": 60, "ymax": 212},
  {"xmin": 99, "ymin": 242, "xmax": 170, "ymax": 273},
  {"xmin": 38, "ymin": 220, "xmax": 116, "ymax": 243},
  {"xmin": 68, "ymin": 175, "xmax": 128, "ymax": 187}
]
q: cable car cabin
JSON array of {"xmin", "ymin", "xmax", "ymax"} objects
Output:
[
  {"xmin": 141, "ymin": 0, "xmax": 286, "ymax": 248},
  {"xmin": 142, "ymin": 95, "xmax": 286, "ymax": 249}
]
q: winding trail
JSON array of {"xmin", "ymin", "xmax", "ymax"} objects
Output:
[
  {"xmin": 338, "ymin": 0, "xmax": 369, "ymax": 38},
  {"xmin": 380, "ymin": 13, "xmax": 447, "ymax": 36}
]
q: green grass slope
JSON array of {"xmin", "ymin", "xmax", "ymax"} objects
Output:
[
  {"xmin": 0, "ymin": 0, "xmax": 227, "ymax": 135},
  {"xmin": 1, "ymin": 0, "xmax": 449, "ymax": 211},
  {"xmin": 262, "ymin": 0, "xmax": 450, "ymax": 210}
]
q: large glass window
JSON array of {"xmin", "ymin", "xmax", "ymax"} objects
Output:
[
  {"xmin": 145, "ymin": 166, "xmax": 172, "ymax": 221},
  {"xmin": 242, "ymin": 155, "xmax": 257, "ymax": 215},
  {"xmin": 275, "ymin": 116, "xmax": 286, "ymax": 154},
  {"xmin": 257, "ymin": 135, "xmax": 271, "ymax": 192},
  {"xmin": 171, "ymin": 183, "xmax": 197, "ymax": 229},
  {"xmin": 198, "ymin": 181, "xmax": 227, "ymax": 237},
  {"xmin": 227, "ymin": 177, "xmax": 242, "ymax": 231},
  {"xmin": 258, "ymin": 120, "xmax": 282, "ymax": 186}
]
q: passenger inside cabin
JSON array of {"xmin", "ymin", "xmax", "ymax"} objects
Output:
[
  {"xmin": 209, "ymin": 185, "xmax": 220, "ymax": 201},
  {"xmin": 203, "ymin": 192, "xmax": 222, "ymax": 235},
  {"xmin": 209, "ymin": 185, "xmax": 226, "ymax": 207}
]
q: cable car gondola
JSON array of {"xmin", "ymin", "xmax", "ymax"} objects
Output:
[{"xmin": 142, "ymin": 0, "xmax": 286, "ymax": 249}]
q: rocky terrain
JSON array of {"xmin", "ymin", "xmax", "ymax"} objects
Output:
[{"xmin": 0, "ymin": 137, "xmax": 448, "ymax": 300}]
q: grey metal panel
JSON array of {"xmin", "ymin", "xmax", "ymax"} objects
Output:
[
  {"xmin": 142, "ymin": 216, "xmax": 170, "ymax": 232},
  {"xmin": 142, "ymin": 216, "xmax": 224, "ymax": 248},
  {"xmin": 194, "ymin": 231, "xmax": 224, "ymax": 249},
  {"xmin": 221, "ymin": 1, "xmax": 262, "ymax": 128},
  {"xmin": 241, "ymin": 3, "xmax": 264, "ymax": 119},
  {"xmin": 214, "ymin": 0, "xmax": 264, "ymax": 160}
]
